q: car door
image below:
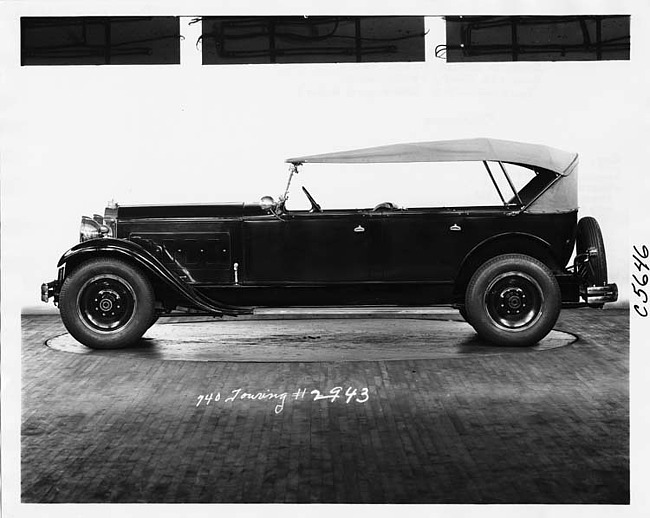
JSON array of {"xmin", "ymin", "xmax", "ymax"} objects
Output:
[
  {"xmin": 379, "ymin": 209, "xmax": 470, "ymax": 282},
  {"xmin": 242, "ymin": 211, "xmax": 381, "ymax": 284}
]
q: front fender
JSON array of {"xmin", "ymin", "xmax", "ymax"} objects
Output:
[{"xmin": 57, "ymin": 238, "xmax": 250, "ymax": 316}]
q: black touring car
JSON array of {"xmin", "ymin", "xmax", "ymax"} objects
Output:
[{"xmin": 42, "ymin": 138, "xmax": 617, "ymax": 349}]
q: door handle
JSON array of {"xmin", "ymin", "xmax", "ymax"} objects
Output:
[
  {"xmin": 354, "ymin": 225, "xmax": 365, "ymax": 233},
  {"xmin": 450, "ymin": 224, "xmax": 461, "ymax": 231}
]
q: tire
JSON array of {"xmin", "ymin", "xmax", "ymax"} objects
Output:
[
  {"xmin": 59, "ymin": 258, "xmax": 155, "ymax": 349},
  {"xmin": 465, "ymin": 254, "xmax": 561, "ymax": 347},
  {"xmin": 576, "ymin": 216, "xmax": 608, "ymax": 286}
]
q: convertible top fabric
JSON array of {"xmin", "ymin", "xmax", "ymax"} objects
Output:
[{"xmin": 286, "ymin": 138, "xmax": 578, "ymax": 176}]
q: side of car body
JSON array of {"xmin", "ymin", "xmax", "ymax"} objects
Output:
[{"xmin": 42, "ymin": 138, "xmax": 618, "ymax": 349}]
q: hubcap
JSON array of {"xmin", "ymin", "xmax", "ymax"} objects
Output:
[
  {"xmin": 484, "ymin": 271, "xmax": 544, "ymax": 330},
  {"xmin": 77, "ymin": 274, "xmax": 137, "ymax": 332}
]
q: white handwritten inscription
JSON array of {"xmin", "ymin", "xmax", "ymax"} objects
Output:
[{"xmin": 196, "ymin": 386, "xmax": 370, "ymax": 414}]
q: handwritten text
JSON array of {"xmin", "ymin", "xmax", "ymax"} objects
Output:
[{"xmin": 196, "ymin": 386, "xmax": 370, "ymax": 414}]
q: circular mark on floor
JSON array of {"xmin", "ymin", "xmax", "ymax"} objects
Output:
[{"xmin": 46, "ymin": 318, "xmax": 577, "ymax": 362}]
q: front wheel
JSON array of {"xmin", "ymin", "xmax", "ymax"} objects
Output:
[
  {"xmin": 465, "ymin": 254, "xmax": 561, "ymax": 347},
  {"xmin": 59, "ymin": 258, "xmax": 155, "ymax": 349}
]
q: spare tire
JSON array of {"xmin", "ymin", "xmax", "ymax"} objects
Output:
[{"xmin": 576, "ymin": 216, "xmax": 608, "ymax": 286}]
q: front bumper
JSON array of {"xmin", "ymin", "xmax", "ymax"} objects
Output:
[
  {"xmin": 42, "ymin": 266, "xmax": 65, "ymax": 303},
  {"xmin": 41, "ymin": 280, "xmax": 60, "ymax": 303},
  {"xmin": 586, "ymin": 283, "xmax": 618, "ymax": 304}
]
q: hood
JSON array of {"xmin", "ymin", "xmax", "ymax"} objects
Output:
[{"xmin": 117, "ymin": 203, "xmax": 266, "ymax": 220}]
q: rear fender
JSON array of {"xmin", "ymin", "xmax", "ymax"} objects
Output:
[
  {"xmin": 453, "ymin": 232, "xmax": 560, "ymax": 301},
  {"xmin": 57, "ymin": 238, "xmax": 250, "ymax": 316}
]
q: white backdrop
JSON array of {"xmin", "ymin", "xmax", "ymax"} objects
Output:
[
  {"xmin": 1, "ymin": 10, "xmax": 639, "ymax": 312},
  {"xmin": 2, "ymin": 1, "xmax": 649, "ymax": 518}
]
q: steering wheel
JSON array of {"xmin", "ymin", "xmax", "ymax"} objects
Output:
[
  {"xmin": 372, "ymin": 201, "xmax": 398, "ymax": 212},
  {"xmin": 302, "ymin": 186, "xmax": 322, "ymax": 213}
]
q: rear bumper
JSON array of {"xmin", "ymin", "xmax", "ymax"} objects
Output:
[{"xmin": 586, "ymin": 283, "xmax": 618, "ymax": 304}]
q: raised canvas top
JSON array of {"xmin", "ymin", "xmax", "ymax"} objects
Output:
[{"xmin": 286, "ymin": 138, "xmax": 578, "ymax": 176}]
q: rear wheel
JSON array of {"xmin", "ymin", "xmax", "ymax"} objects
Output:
[
  {"xmin": 59, "ymin": 258, "xmax": 155, "ymax": 349},
  {"xmin": 576, "ymin": 216, "xmax": 608, "ymax": 286},
  {"xmin": 465, "ymin": 254, "xmax": 561, "ymax": 347}
]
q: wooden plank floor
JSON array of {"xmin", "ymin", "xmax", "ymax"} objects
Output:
[
  {"xmin": 45, "ymin": 317, "xmax": 577, "ymax": 361},
  {"xmin": 21, "ymin": 309, "xmax": 629, "ymax": 503}
]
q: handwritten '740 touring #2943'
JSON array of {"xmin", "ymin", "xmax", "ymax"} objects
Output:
[{"xmin": 42, "ymin": 138, "xmax": 618, "ymax": 349}]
